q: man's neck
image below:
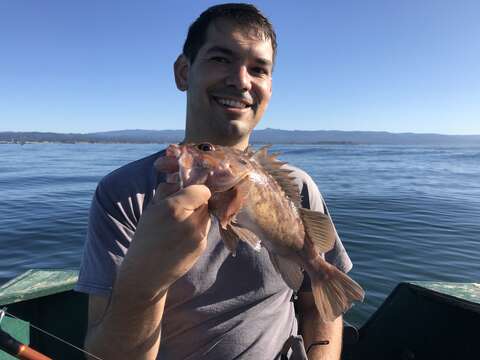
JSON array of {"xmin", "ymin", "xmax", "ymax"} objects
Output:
[{"xmin": 182, "ymin": 135, "xmax": 249, "ymax": 151}]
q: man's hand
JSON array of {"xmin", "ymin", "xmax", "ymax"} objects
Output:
[
  {"xmin": 84, "ymin": 183, "xmax": 212, "ymax": 360},
  {"xmin": 117, "ymin": 183, "xmax": 212, "ymax": 299}
]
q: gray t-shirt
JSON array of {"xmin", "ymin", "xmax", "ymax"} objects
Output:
[{"xmin": 75, "ymin": 150, "xmax": 352, "ymax": 360}]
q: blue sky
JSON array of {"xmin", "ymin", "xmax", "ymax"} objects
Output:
[{"xmin": 1, "ymin": 0, "xmax": 479, "ymax": 134}]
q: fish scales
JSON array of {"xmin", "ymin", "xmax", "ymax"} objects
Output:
[{"xmin": 242, "ymin": 166, "xmax": 305, "ymax": 253}]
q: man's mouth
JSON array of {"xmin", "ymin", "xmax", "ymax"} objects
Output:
[{"xmin": 213, "ymin": 96, "xmax": 253, "ymax": 109}]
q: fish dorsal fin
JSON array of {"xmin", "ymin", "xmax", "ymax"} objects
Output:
[
  {"xmin": 251, "ymin": 146, "xmax": 302, "ymax": 207},
  {"xmin": 299, "ymin": 208, "xmax": 336, "ymax": 253},
  {"xmin": 244, "ymin": 146, "xmax": 254, "ymax": 156}
]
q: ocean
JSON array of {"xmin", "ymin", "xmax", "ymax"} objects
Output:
[{"xmin": 0, "ymin": 143, "xmax": 479, "ymax": 326}]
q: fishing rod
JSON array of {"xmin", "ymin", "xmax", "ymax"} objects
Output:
[
  {"xmin": 0, "ymin": 308, "xmax": 102, "ymax": 360},
  {"xmin": 0, "ymin": 328, "xmax": 51, "ymax": 360},
  {"xmin": 0, "ymin": 308, "xmax": 51, "ymax": 360}
]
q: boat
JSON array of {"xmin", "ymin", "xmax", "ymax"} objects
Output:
[
  {"xmin": 0, "ymin": 270, "xmax": 86, "ymax": 359},
  {"xmin": 343, "ymin": 280, "xmax": 480, "ymax": 360},
  {"xmin": 0, "ymin": 269, "xmax": 478, "ymax": 359}
]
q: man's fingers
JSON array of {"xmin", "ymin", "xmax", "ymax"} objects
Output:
[
  {"xmin": 153, "ymin": 184, "xmax": 212, "ymax": 212},
  {"xmin": 168, "ymin": 185, "xmax": 212, "ymax": 211},
  {"xmin": 154, "ymin": 183, "xmax": 180, "ymax": 202}
]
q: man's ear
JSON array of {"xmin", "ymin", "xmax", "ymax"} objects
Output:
[{"xmin": 174, "ymin": 55, "xmax": 189, "ymax": 91}]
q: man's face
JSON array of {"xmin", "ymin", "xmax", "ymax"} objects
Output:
[{"xmin": 177, "ymin": 19, "xmax": 273, "ymax": 149}]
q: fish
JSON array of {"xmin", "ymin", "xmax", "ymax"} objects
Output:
[{"xmin": 154, "ymin": 142, "xmax": 365, "ymax": 321}]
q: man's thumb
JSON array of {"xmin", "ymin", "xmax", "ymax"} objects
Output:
[{"xmin": 170, "ymin": 185, "xmax": 211, "ymax": 210}]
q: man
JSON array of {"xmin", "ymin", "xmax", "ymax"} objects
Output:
[{"xmin": 75, "ymin": 4, "xmax": 353, "ymax": 359}]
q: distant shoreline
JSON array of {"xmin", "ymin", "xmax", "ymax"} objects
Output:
[
  {"xmin": 1, "ymin": 129, "xmax": 479, "ymax": 145},
  {"xmin": 0, "ymin": 140, "xmax": 358, "ymax": 145}
]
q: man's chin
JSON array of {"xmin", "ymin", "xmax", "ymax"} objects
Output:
[
  {"xmin": 225, "ymin": 119, "xmax": 255, "ymax": 137},
  {"xmin": 211, "ymin": 119, "xmax": 254, "ymax": 146}
]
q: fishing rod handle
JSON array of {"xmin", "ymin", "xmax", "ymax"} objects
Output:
[
  {"xmin": 0, "ymin": 328, "xmax": 52, "ymax": 360},
  {"xmin": 17, "ymin": 344, "xmax": 52, "ymax": 360}
]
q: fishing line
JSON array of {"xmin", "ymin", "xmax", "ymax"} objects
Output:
[{"xmin": 1, "ymin": 309, "xmax": 103, "ymax": 360}]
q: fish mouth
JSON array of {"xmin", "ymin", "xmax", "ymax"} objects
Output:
[
  {"xmin": 159, "ymin": 143, "xmax": 251, "ymax": 191},
  {"xmin": 165, "ymin": 144, "xmax": 183, "ymax": 157},
  {"xmin": 162, "ymin": 168, "xmax": 249, "ymax": 191}
]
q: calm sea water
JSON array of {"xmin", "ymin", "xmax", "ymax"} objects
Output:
[{"xmin": 1, "ymin": 143, "xmax": 479, "ymax": 326}]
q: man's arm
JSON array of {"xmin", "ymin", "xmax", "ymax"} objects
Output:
[
  {"xmin": 84, "ymin": 291, "xmax": 166, "ymax": 360},
  {"xmin": 296, "ymin": 291, "xmax": 343, "ymax": 360},
  {"xmin": 83, "ymin": 184, "xmax": 211, "ymax": 360}
]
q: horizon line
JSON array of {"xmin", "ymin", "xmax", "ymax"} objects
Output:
[{"xmin": 0, "ymin": 128, "xmax": 479, "ymax": 137}]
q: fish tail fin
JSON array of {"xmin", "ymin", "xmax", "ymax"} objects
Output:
[{"xmin": 308, "ymin": 264, "xmax": 365, "ymax": 322}]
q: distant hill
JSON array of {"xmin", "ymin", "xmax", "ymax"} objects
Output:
[
  {"xmin": 251, "ymin": 129, "xmax": 480, "ymax": 145},
  {"xmin": 1, "ymin": 129, "xmax": 479, "ymax": 145}
]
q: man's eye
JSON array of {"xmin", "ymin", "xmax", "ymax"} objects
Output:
[
  {"xmin": 211, "ymin": 56, "xmax": 229, "ymax": 64},
  {"xmin": 252, "ymin": 67, "xmax": 269, "ymax": 76}
]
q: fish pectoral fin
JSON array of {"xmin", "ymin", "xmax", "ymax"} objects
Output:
[
  {"xmin": 269, "ymin": 253, "xmax": 304, "ymax": 291},
  {"xmin": 219, "ymin": 226, "xmax": 240, "ymax": 257},
  {"xmin": 299, "ymin": 208, "xmax": 336, "ymax": 253},
  {"xmin": 210, "ymin": 177, "xmax": 251, "ymax": 228},
  {"xmin": 228, "ymin": 223, "xmax": 262, "ymax": 251}
]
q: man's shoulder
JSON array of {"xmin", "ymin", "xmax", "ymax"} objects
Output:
[
  {"xmin": 98, "ymin": 150, "xmax": 165, "ymax": 197},
  {"xmin": 282, "ymin": 164, "xmax": 321, "ymax": 194},
  {"xmin": 281, "ymin": 163, "xmax": 325, "ymax": 213},
  {"xmin": 282, "ymin": 163, "xmax": 314, "ymax": 184}
]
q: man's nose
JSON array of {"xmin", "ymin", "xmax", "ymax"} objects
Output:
[{"xmin": 225, "ymin": 65, "xmax": 252, "ymax": 92}]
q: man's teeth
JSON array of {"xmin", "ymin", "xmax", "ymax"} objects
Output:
[{"xmin": 216, "ymin": 98, "xmax": 248, "ymax": 108}]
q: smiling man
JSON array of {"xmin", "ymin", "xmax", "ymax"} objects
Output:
[
  {"xmin": 75, "ymin": 4, "xmax": 353, "ymax": 360},
  {"xmin": 177, "ymin": 17, "xmax": 273, "ymax": 149}
]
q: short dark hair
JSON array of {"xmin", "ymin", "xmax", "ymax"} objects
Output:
[{"xmin": 182, "ymin": 3, "xmax": 277, "ymax": 65}]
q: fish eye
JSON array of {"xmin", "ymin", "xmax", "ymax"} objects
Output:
[{"xmin": 197, "ymin": 143, "xmax": 215, "ymax": 152}]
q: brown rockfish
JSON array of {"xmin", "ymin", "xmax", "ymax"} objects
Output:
[{"xmin": 155, "ymin": 143, "xmax": 364, "ymax": 321}]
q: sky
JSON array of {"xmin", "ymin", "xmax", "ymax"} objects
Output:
[{"xmin": 1, "ymin": 0, "xmax": 479, "ymax": 135}]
